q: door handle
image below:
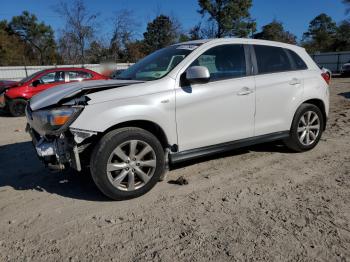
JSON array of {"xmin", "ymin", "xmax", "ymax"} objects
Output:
[
  {"xmin": 289, "ymin": 78, "xmax": 301, "ymax": 85},
  {"xmin": 237, "ymin": 87, "xmax": 254, "ymax": 96}
]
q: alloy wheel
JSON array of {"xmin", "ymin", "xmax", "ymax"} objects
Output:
[
  {"xmin": 106, "ymin": 140, "xmax": 157, "ymax": 191},
  {"xmin": 297, "ymin": 111, "xmax": 320, "ymax": 146}
]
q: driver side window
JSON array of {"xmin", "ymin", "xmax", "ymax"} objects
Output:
[
  {"xmin": 190, "ymin": 44, "xmax": 247, "ymax": 82},
  {"xmin": 39, "ymin": 72, "xmax": 56, "ymax": 84}
]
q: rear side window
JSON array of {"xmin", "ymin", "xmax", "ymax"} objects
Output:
[
  {"xmin": 254, "ymin": 45, "xmax": 292, "ymax": 74},
  {"xmin": 68, "ymin": 71, "xmax": 93, "ymax": 81},
  {"xmin": 287, "ymin": 50, "xmax": 308, "ymax": 70},
  {"xmin": 191, "ymin": 44, "xmax": 247, "ymax": 81}
]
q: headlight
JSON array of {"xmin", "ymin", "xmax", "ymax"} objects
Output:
[
  {"xmin": 32, "ymin": 107, "xmax": 82, "ymax": 134},
  {"xmin": 47, "ymin": 108, "xmax": 78, "ymax": 127}
]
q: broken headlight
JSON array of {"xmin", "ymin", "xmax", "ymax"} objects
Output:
[{"xmin": 32, "ymin": 106, "xmax": 82, "ymax": 135}]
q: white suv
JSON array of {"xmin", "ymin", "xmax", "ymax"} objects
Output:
[{"xmin": 26, "ymin": 38, "xmax": 330, "ymax": 200}]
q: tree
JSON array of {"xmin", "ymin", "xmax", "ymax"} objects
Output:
[
  {"xmin": 143, "ymin": 15, "xmax": 178, "ymax": 53},
  {"xmin": 254, "ymin": 20, "xmax": 297, "ymax": 44},
  {"xmin": 198, "ymin": 0, "xmax": 256, "ymax": 38},
  {"xmin": 0, "ymin": 20, "xmax": 31, "ymax": 66},
  {"xmin": 55, "ymin": 0, "xmax": 98, "ymax": 64},
  {"xmin": 302, "ymin": 13, "xmax": 337, "ymax": 53},
  {"xmin": 333, "ymin": 20, "xmax": 350, "ymax": 51},
  {"xmin": 9, "ymin": 11, "xmax": 58, "ymax": 65},
  {"xmin": 110, "ymin": 9, "xmax": 139, "ymax": 62},
  {"xmin": 189, "ymin": 23, "xmax": 203, "ymax": 40},
  {"xmin": 85, "ymin": 40, "xmax": 111, "ymax": 63},
  {"xmin": 124, "ymin": 40, "xmax": 147, "ymax": 62}
]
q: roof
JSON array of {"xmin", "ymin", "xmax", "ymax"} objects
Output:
[
  {"xmin": 41, "ymin": 67, "xmax": 93, "ymax": 71},
  {"xmin": 176, "ymin": 38, "xmax": 304, "ymax": 51},
  {"xmin": 174, "ymin": 39, "xmax": 212, "ymax": 45}
]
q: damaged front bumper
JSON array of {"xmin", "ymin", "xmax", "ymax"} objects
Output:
[
  {"xmin": 25, "ymin": 100, "xmax": 98, "ymax": 172},
  {"xmin": 26, "ymin": 124, "xmax": 82, "ymax": 171}
]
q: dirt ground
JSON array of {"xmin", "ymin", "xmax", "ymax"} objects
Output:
[{"xmin": 0, "ymin": 78, "xmax": 349, "ymax": 262}]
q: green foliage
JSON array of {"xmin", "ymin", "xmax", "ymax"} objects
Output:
[
  {"xmin": 0, "ymin": 20, "xmax": 30, "ymax": 66},
  {"xmin": 9, "ymin": 11, "xmax": 58, "ymax": 65},
  {"xmin": 302, "ymin": 13, "xmax": 337, "ymax": 53},
  {"xmin": 198, "ymin": 0, "xmax": 256, "ymax": 37},
  {"xmin": 254, "ymin": 20, "xmax": 296, "ymax": 44},
  {"xmin": 124, "ymin": 40, "xmax": 147, "ymax": 63},
  {"xmin": 85, "ymin": 41, "xmax": 110, "ymax": 64},
  {"xmin": 143, "ymin": 15, "xmax": 178, "ymax": 53},
  {"xmin": 333, "ymin": 20, "xmax": 350, "ymax": 51},
  {"xmin": 2, "ymin": 3, "xmax": 350, "ymax": 66}
]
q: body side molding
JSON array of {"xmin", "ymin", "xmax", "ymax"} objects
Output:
[{"xmin": 169, "ymin": 131, "xmax": 289, "ymax": 164}]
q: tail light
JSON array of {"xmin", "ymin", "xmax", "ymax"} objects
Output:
[{"xmin": 321, "ymin": 73, "xmax": 330, "ymax": 85}]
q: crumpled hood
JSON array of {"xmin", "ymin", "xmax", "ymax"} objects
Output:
[{"xmin": 29, "ymin": 79, "xmax": 143, "ymax": 111}]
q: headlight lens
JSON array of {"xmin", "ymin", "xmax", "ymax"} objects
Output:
[
  {"xmin": 33, "ymin": 107, "xmax": 81, "ymax": 133},
  {"xmin": 47, "ymin": 108, "xmax": 77, "ymax": 127}
]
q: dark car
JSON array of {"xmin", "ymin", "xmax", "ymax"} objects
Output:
[
  {"xmin": 110, "ymin": 69, "xmax": 126, "ymax": 79},
  {"xmin": 341, "ymin": 61, "xmax": 350, "ymax": 77}
]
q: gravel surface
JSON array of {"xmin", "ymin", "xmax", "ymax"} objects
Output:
[{"xmin": 0, "ymin": 78, "xmax": 349, "ymax": 261}]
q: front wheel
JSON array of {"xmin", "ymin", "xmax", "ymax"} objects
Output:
[
  {"xmin": 284, "ymin": 103, "xmax": 324, "ymax": 152},
  {"xmin": 90, "ymin": 127, "xmax": 165, "ymax": 200},
  {"xmin": 8, "ymin": 98, "xmax": 27, "ymax": 117}
]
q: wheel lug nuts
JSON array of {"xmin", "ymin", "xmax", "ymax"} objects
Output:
[
  {"xmin": 133, "ymin": 158, "xmax": 136, "ymax": 161},
  {"xmin": 136, "ymin": 163, "xmax": 140, "ymax": 166},
  {"xmin": 132, "ymin": 168, "xmax": 135, "ymax": 172},
  {"xmin": 126, "ymin": 167, "xmax": 129, "ymax": 170}
]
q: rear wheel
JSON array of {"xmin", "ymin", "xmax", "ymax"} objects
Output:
[
  {"xmin": 8, "ymin": 98, "xmax": 27, "ymax": 117},
  {"xmin": 284, "ymin": 103, "xmax": 324, "ymax": 152},
  {"xmin": 90, "ymin": 127, "xmax": 165, "ymax": 200}
]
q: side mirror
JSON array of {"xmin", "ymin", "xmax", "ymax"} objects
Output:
[
  {"xmin": 32, "ymin": 80, "xmax": 41, "ymax": 87},
  {"xmin": 186, "ymin": 66, "xmax": 210, "ymax": 84}
]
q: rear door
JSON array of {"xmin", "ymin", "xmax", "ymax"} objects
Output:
[
  {"xmin": 67, "ymin": 70, "xmax": 93, "ymax": 83},
  {"xmin": 252, "ymin": 45, "xmax": 305, "ymax": 136}
]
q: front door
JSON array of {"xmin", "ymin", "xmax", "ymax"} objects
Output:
[
  {"xmin": 175, "ymin": 44, "xmax": 255, "ymax": 151},
  {"xmin": 28, "ymin": 71, "xmax": 66, "ymax": 97}
]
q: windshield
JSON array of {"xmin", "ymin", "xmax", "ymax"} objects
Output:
[
  {"xmin": 117, "ymin": 44, "xmax": 200, "ymax": 81},
  {"xmin": 19, "ymin": 70, "xmax": 45, "ymax": 84}
]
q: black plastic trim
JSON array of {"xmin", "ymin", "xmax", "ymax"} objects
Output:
[{"xmin": 169, "ymin": 131, "xmax": 289, "ymax": 164}]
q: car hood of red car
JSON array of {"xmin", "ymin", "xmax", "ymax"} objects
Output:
[
  {"xmin": 29, "ymin": 79, "xmax": 144, "ymax": 111},
  {"xmin": 0, "ymin": 80, "xmax": 18, "ymax": 88},
  {"xmin": 0, "ymin": 80, "xmax": 19, "ymax": 92}
]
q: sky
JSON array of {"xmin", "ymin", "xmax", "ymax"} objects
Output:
[{"xmin": 0, "ymin": 0, "xmax": 347, "ymax": 41}]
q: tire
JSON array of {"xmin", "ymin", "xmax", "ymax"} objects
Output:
[
  {"xmin": 90, "ymin": 127, "xmax": 165, "ymax": 200},
  {"xmin": 8, "ymin": 98, "xmax": 27, "ymax": 117},
  {"xmin": 284, "ymin": 103, "xmax": 324, "ymax": 152}
]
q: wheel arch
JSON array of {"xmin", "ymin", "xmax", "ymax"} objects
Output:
[
  {"xmin": 102, "ymin": 120, "xmax": 170, "ymax": 149},
  {"xmin": 297, "ymin": 99, "xmax": 327, "ymax": 130}
]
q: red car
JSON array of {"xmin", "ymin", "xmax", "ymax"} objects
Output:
[{"xmin": 0, "ymin": 68, "xmax": 108, "ymax": 116}]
